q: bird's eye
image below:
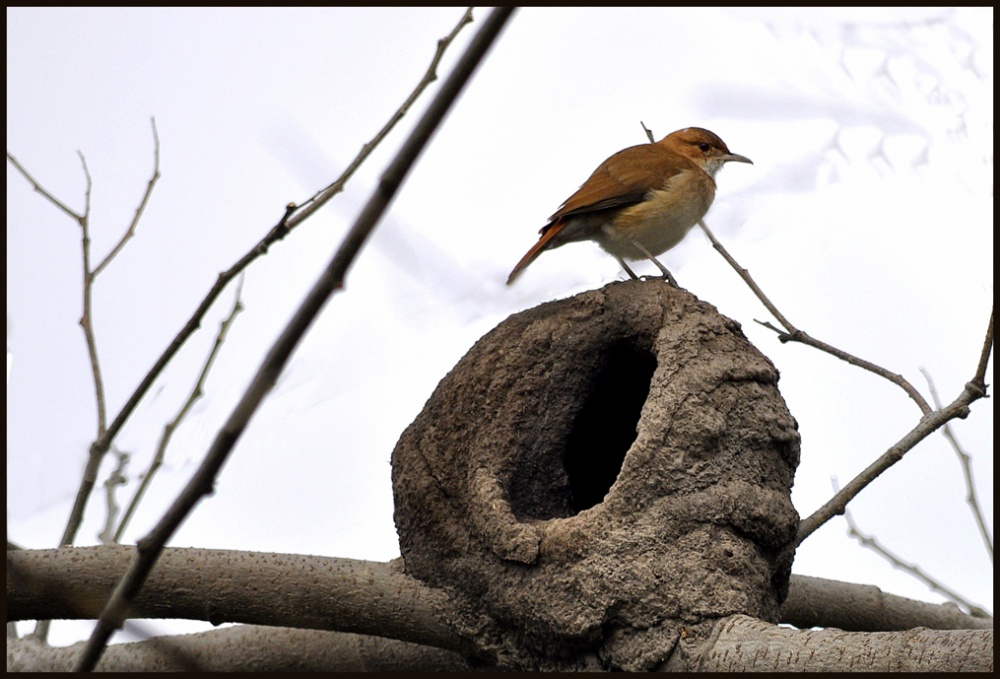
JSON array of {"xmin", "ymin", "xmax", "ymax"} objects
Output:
[{"xmin": 697, "ymin": 142, "xmax": 711, "ymax": 153}]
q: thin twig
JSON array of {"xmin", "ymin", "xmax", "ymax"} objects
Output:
[
  {"xmin": 920, "ymin": 368, "xmax": 993, "ymax": 563},
  {"xmin": 972, "ymin": 305, "xmax": 993, "ymax": 390},
  {"xmin": 5, "ymin": 152, "xmax": 83, "ymax": 221},
  {"xmin": 99, "ymin": 446, "xmax": 131, "ymax": 545},
  {"xmin": 93, "ymin": 118, "xmax": 161, "ymax": 278},
  {"xmin": 114, "ymin": 279, "xmax": 245, "ymax": 542},
  {"xmin": 697, "ymin": 219, "xmax": 933, "ymax": 415},
  {"xmin": 292, "ymin": 7, "xmax": 476, "ymax": 225},
  {"xmin": 640, "ymin": 121, "xmax": 655, "ymax": 143},
  {"xmin": 75, "ymin": 151, "xmax": 108, "ymax": 436},
  {"xmin": 74, "ymin": 7, "xmax": 515, "ymax": 671},
  {"xmin": 840, "ymin": 487, "xmax": 990, "ymax": 616}
]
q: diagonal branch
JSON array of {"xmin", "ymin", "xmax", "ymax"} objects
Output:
[
  {"xmin": 74, "ymin": 7, "xmax": 515, "ymax": 671},
  {"xmin": 6, "ymin": 151, "xmax": 84, "ymax": 221},
  {"xmin": 697, "ymin": 219, "xmax": 932, "ymax": 414},
  {"xmin": 54, "ymin": 7, "xmax": 479, "ymax": 554},
  {"xmin": 93, "ymin": 118, "xmax": 161, "ymax": 278},
  {"xmin": 696, "ymin": 222, "xmax": 992, "ymax": 552},
  {"xmin": 920, "ymin": 367, "xmax": 993, "ymax": 563},
  {"xmin": 841, "ymin": 495, "xmax": 989, "ymax": 616},
  {"xmin": 113, "ymin": 279, "xmax": 245, "ymax": 543}
]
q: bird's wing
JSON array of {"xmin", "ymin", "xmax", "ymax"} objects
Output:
[{"xmin": 548, "ymin": 143, "xmax": 691, "ymax": 221}]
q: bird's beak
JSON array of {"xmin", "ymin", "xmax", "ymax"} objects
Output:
[{"xmin": 722, "ymin": 152, "xmax": 753, "ymax": 165}]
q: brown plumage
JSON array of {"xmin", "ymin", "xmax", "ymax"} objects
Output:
[{"xmin": 506, "ymin": 127, "xmax": 752, "ymax": 285}]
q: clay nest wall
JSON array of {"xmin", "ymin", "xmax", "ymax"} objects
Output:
[{"xmin": 391, "ymin": 280, "xmax": 801, "ymax": 670}]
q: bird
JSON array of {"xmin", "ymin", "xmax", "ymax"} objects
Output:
[{"xmin": 506, "ymin": 127, "xmax": 752, "ymax": 286}]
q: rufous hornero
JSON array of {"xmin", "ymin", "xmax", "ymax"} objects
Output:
[{"xmin": 506, "ymin": 127, "xmax": 752, "ymax": 286}]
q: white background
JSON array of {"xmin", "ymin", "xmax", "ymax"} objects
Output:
[{"xmin": 7, "ymin": 7, "xmax": 993, "ymax": 644}]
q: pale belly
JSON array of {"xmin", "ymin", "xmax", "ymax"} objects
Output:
[{"xmin": 595, "ymin": 184, "xmax": 713, "ymax": 259}]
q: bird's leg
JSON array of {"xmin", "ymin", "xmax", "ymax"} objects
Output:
[
  {"xmin": 612, "ymin": 254, "xmax": 640, "ymax": 280},
  {"xmin": 629, "ymin": 240, "xmax": 678, "ymax": 287}
]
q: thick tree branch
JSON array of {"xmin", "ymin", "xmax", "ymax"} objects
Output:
[
  {"xmin": 9, "ymin": 547, "xmax": 990, "ymax": 639},
  {"xmin": 781, "ymin": 574, "xmax": 992, "ymax": 631},
  {"xmin": 677, "ymin": 614, "xmax": 991, "ymax": 672},
  {"xmin": 7, "ymin": 546, "xmax": 472, "ymax": 656},
  {"xmin": 6, "ymin": 626, "xmax": 473, "ymax": 672}
]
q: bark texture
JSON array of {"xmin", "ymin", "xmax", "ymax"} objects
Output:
[{"xmin": 391, "ymin": 280, "xmax": 801, "ymax": 669}]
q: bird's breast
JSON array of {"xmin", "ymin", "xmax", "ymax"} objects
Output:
[{"xmin": 599, "ymin": 170, "xmax": 716, "ymax": 258}]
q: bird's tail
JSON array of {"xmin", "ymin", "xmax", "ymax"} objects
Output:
[{"xmin": 506, "ymin": 221, "xmax": 565, "ymax": 286}]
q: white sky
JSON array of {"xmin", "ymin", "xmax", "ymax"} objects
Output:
[{"xmin": 7, "ymin": 7, "xmax": 993, "ymax": 645}]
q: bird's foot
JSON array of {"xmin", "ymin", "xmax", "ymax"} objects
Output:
[{"xmin": 638, "ymin": 272, "xmax": 680, "ymax": 287}]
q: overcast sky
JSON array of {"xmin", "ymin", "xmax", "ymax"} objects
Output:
[{"xmin": 7, "ymin": 7, "xmax": 993, "ymax": 644}]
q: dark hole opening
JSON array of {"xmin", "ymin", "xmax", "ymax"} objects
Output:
[{"xmin": 563, "ymin": 340, "xmax": 656, "ymax": 512}]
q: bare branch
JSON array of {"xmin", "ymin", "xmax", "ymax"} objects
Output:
[
  {"xmin": 92, "ymin": 118, "xmax": 161, "ymax": 278},
  {"xmin": 921, "ymin": 368, "xmax": 993, "ymax": 563},
  {"xmin": 698, "ymin": 219, "xmax": 932, "ymax": 414},
  {"xmin": 6, "ymin": 151, "xmax": 84, "ymax": 221},
  {"xmin": 698, "ymin": 212, "xmax": 992, "ymax": 612},
  {"xmin": 8, "ymin": 546, "xmax": 469, "ymax": 655},
  {"xmin": 639, "ymin": 121, "xmax": 655, "ymax": 143},
  {"xmin": 99, "ymin": 446, "xmax": 131, "ymax": 545},
  {"xmin": 8, "ymin": 626, "xmax": 473, "ymax": 672},
  {"xmin": 782, "ymin": 573, "xmax": 993, "ymax": 631},
  {"xmin": 9, "ymin": 546, "xmax": 987, "ymax": 656},
  {"xmin": 74, "ymin": 8, "xmax": 515, "ymax": 671},
  {"xmin": 291, "ymin": 7, "xmax": 476, "ymax": 225},
  {"xmin": 972, "ymin": 305, "xmax": 993, "ymax": 390},
  {"xmin": 114, "ymin": 279, "xmax": 245, "ymax": 542},
  {"xmin": 72, "ymin": 150, "xmax": 109, "ymax": 438},
  {"xmin": 840, "ymin": 494, "xmax": 989, "ymax": 616},
  {"xmin": 695, "ymin": 220, "xmax": 994, "ymax": 555},
  {"xmin": 61, "ymin": 8, "xmax": 481, "ymax": 555}
]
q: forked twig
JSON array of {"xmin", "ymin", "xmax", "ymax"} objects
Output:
[
  {"xmin": 93, "ymin": 118, "xmax": 161, "ymax": 278},
  {"xmin": 9, "ymin": 123, "xmax": 161, "ymax": 641}
]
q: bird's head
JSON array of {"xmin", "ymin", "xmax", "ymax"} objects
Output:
[{"xmin": 661, "ymin": 127, "xmax": 753, "ymax": 178}]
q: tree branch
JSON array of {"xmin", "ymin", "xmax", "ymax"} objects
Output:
[
  {"xmin": 793, "ymin": 378, "xmax": 986, "ymax": 549},
  {"xmin": 92, "ymin": 118, "xmax": 161, "ymax": 278},
  {"xmin": 7, "ymin": 546, "xmax": 471, "ymax": 655},
  {"xmin": 697, "ymin": 219, "xmax": 933, "ymax": 414},
  {"xmin": 921, "ymin": 367, "xmax": 993, "ymax": 563},
  {"xmin": 113, "ymin": 279, "xmax": 245, "ymax": 542},
  {"xmin": 695, "ymin": 220, "xmax": 991, "ymax": 549},
  {"xmin": 74, "ymin": 8, "xmax": 515, "ymax": 671},
  {"xmin": 10, "ymin": 548, "xmax": 990, "ymax": 638},
  {"xmin": 31, "ymin": 7, "xmax": 480, "ymax": 556},
  {"xmin": 7, "ymin": 625, "xmax": 474, "ymax": 672}
]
